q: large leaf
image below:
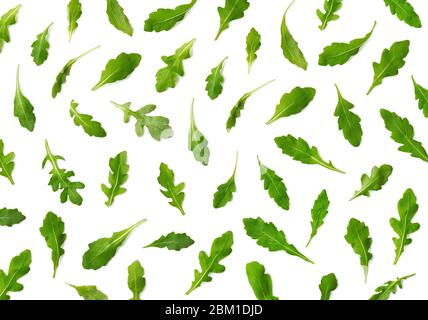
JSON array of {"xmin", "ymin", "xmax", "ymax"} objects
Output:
[
  {"xmin": 383, "ymin": 0, "xmax": 421, "ymax": 28},
  {"xmin": 0, "ymin": 208, "xmax": 25, "ymax": 227},
  {"xmin": 215, "ymin": 0, "xmax": 250, "ymax": 40},
  {"xmin": 106, "ymin": 0, "xmax": 133, "ymax": 36}
]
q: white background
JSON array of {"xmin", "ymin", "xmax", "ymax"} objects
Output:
[{"xmin": 0, "ymin": 0, "xmax": 427, "ymax": 300}]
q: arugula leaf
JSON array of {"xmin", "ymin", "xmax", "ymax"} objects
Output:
[
  {"xmin": 189, "ymin": 100, "xmax": 210, "ymax": 166},
  {"xmin": 0, "ymin": 139, "xmax": 15, "ymax": 185},
  {"xmin": 69, "ymin": 100, "xmax": 107, "ymax": 138},
  {"xmin": 42, "ymin": 140, "xmax": 85, "ymax": 206},
  {"xmin": 246, "ymin": 28, "xmax": 261, "ymax": 73},
  {"xmin": 274, "ymin": 135, "xmax": 345, "ymax": 173},
  {"xmin": 82, "ymin": 218, "xmax": 146, "ymax": 270},
  {"xmin": 0, "ymin": 5, "xmax": 21, "ymax": 53},
  {"xmin": 344, "ymin": 218, "xmax": 372, "ymax": 282},
  {"xmin": 92, "ymin": 53, "xmax": 141, "ymax": 90},
  {"xmin": 246, "ymin": 261, "xmax": 278, "ymax": 300},
  {"xmin": 384, "ymin": 0, "xmax": 421, "ymax": 28},
  {"xmin": 106, "ymin": 0, "xmax": 133, "ymax": 36},
  {"xmin": 14, "ymin": 65, "xmax": 36, "ymax": 132},
  {"xmin": 186, "ymin": 231, "xmax": 233, "ymax": 295},
  {"xmin": 128, "ymin": 260, "xmax": 145, "ymax": 300},
  {"xmin": 31, "ymin": 23, "xmax": 53, "ymax": 66},
  {"xmin": 0, "ymin": 250, "xmax": 31, "ymax": 300},
  {"xmin": 0, "ymin": 208, "xmax": 25, "ymax": 227},
  {"xmin": 158, "ymin": 163, "xmax": 186, "ymax": 215},
  {"xmin": 316, "ymin": 0, "xmax": 342, "ymax": 30},
  {"xmin": 391, "ymin": 189, "xmax": 420, "ymax": 265},
  {"xmin": 215, "ymin": 0, "xmax": 250, "ymax": 40},
  {"xmin": 156, "ymin": 39, "xmax": 196, "ymax": 92},
  {"xmin": 226, "ymin": 80, "xmax": 274, "ymax": 131},
  {"xmin": 380, "ymin": 109, "xmax": 428, "ymax": 163},
  {"xmin": 145, "ymin": 232, "xmax": 195, "ymax": 251},
  {"xmin": 144, "ymin": 0, "xmax": 197, "ymax": 32},
  {"xmin": 67, "ymin": 0, "xmax": 82, "ymax": 41},
  {"xmin": 112, "ymin": 101, "xmax": 173, "ymax": 141},
  {"xmin": 243, "ymin": 217, "xmax": 314, "ymax": 264},
  {"xmin": 369, "ymin": 273, "xmax": 415, "ymax": 300},
  {"xmin": 281, "ymin": 1, "xmax": 308, "ymax": 70},
  {"xmin": 350, "ymin": 164, "xmax": 393, "ymax": 201},
  {"xmin": 39, "ymin": 211, "xmax": 66, "ymax": 278},
  {"xmin": 101, "ymin": 151, "xmax": 129, "ymax": 207},
  {"xmin": 266, "ymin": 86, "xmax": 316, "ymax": 125},
  {"xmin": 205, "ymin": 57, "xmax": 227, "ymax": 100},
  {"xmin": 411, "ymin": 76, "xmax": 428, "ymax": 117},
  {"xmin": 306, "ymin": 190, "xmax": 330, "ymax": 247},
  {"xmin": 68, "ymin": 284, "xmax": 108, "ymax": 300},
  {"xmin": 213, "ymin": 154, "xmax": 238, "ymax": 209},
  {"xmin": 319, "ymin": 273, "xmax": 338, "ymax": 300},
  {"xmin": 52, "ymin": 45, "xmax": 100, "ymax": 98},
  {"xmin": 319, "ymin": 22, "xmax": 376, "ymax": 66},
  {"xmin": 257, "ymin": 156, "xmax": 289, "ymax": 211},
  {"xmin": 367, "ymin": 40, "xmax": 410, "ymax": 95}
]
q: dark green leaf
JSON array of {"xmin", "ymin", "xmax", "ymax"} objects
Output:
[
  {"xmin": 319, "ymin": 273, "xmax": 338, "ymax": 300},
  {"xmin": 411, "ymin": 76, "xmax": 428, "ymax": 117},
  {"xmin": 158, "ymin": 163, "xmax": 186, "ymax": 215},
  {"xmin": 0, "ymin": 208, "xmax": 25, "ymax": 227},
  {"xmin": 101, "ymin": 151, "xmax": 129, "ymax": 207},
  {"xmin": 306, "ymin": 190, "xmax": 330, "ymax": 247},
  {"xmin": 145, "ymin": 232, "xmax": 194, "ymax": 251}
]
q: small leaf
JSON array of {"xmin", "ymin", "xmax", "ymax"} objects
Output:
[
  {"xmin": 101, "ymin": 151, "xmax": 129, "ymax": 207},
  {"xmin": 69, "ymin": 100, "xmax": 107, "ymax": 137},
  {"xmin": 0, "ymin": 208, "xmax": 25, "ymax": 227},
  {"xmin": 369, "ymin": 274, "xmax": 415, "ymax": 300},
  {"xmin": 383, "ymin": 0, "xmax": 421, "ymax": 28},
  {"xmin": 14, "ymin": 65, "xmax": 36, "ymax": 132},
  {"xmin": 246, "ymin": 261, "xmax": 278, "ymax": 300},
  {"xmin": 215, "ymin": 0, "xmax": 250, "ymax": 40},
  {"xmin": 31, "ymin": 23, "xmax": 53, "ymax": 66},
  {"xmin": 246, "ymin": 28, "xmax": 261, "ymax": 73},
  {"xmin": 67, "ymin": 0, "xmax": 82, "ymax": 41},
  {"xmin": 316, "ymin": 0, "xmax": 342, "ymax": 30},
  {"xmin": 0, "ymin": 5, "xmax": 22, "ymax": 53},
  {"xmin": 106, "ymin": 0, "xmax": 133, "ymax": 36},
  {"xmin": 205, "ymin": 57, "xmax": 227, "ymax": 100},
  {"xmin": 411, "ymin": 76, "xmax": 428, "ymax": 117},
  {"xmin": 213, "ymin": 154, "xmax": 238, "ymax": 209},
  {"xmin": 68, "ymin": 284, "xmax": 108, "ymax": 300},
  {"xmin": 145, "ymin": 232, "xmax": 194, "ymax": 251},
  {"xmin": 128, "ymin": 261, "xmax": 145, "ymax": 300},
  {"xmin": 306, "ymin": 190, "xmax": 330, "ymax": 247},
  {"xmin": 0, "ymin": 250, "xmax": 31, "ymax": 300},
  {"xmin": 319, "ymin": 273, "xmax": 338, "ymax": 300},
  {"xmin": 0, "ymin": 139, "xmax": 15, "ymax": 185},
  {"xmin": 350, "ymin": 164, "xmax": 393, "ymax": 201},
  {"xmin": 158, "ymin": 163, "xmax": 186, "ymax": 215},
  {"xmin": 189, "ymin": 100, "xmax": 210, "ymax": 166}
]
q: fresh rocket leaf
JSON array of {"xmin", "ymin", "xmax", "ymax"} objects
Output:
[
  {"xmin": 226, "ymin": 80, "xmax": 274, "ymax": 131},
  {"xmin": 158, "ymin": 163, "xmax": 186, "ymax": 216},
  {"xmin": 246, "ymin": 28, "xmax": 261, "ymax": 73},
  {"xmin": 39, "ymin": 211, "xmax": 66, "ymax": 278},
  {"xmin": 145, "ymin": 232, "xmax": 194, "ymax": 251},
  {"xmin": 82, "ymin": 218, "xmax": 146, "ymax": 270},
  {"xmin": 350, "ymin": 164, "xmax": 393, "ymax": 201},
  {"xmin": 213, "ymin": 154, "xmax": 238, "ymax": 209},
  {"xmin": 101, "ymin": 151, "xmax": 129, "ymax": 207},
  {"xmin": 257, "ymin": 156, "xmax": 289, "ymax": 211},
  {"xmin": 0, "ymin": 208, "xmax": 25, "ymax": 227},
  {"xmin": 384, "ymin": 0, "xmax": 421, "ymax": 28},
  {"xmin": 367, "ymin": 40, "xmax": 410, "ymax": 95},
  {"xmin": 69, "ymin": 100, "xmax": 107, "ymax": 138},
  {"xmin": 380, "ymin": 109, "xmax": 428, "ymax": 163},
  {"xmin": 106, "ymin": 0, "xmax": 133, "ymax": 36},
  {"xmin": 128, "ymin": 260, "xmax": 145, "ymax": 300},
  {"xmin": 144, "ymin": 0, "xmax": 197, "ymax": 32},
  {"xmin": 319, "ymin": 273, "xmax": 338, "ymax": 300},
  {"xmin": 52, "ymin": 46, "xmax": 100, "ymax": 98},
  {"xmin": 306, "ymin": 190, "xmax": 330, "ymax": 247},
  {"xmin": 319, "ymin": 22, "xmax": 376, "ymax": 66},
  {"xmin": 14, "ymin": 65, "xmax": 36, "ymax": 132},
  {"xmin": 266, "ymin": 86, "xmax": 316, "ymax": 125},
  {"xmin": 67, "ymin": 0, "xmax": 82, "ymax": 41},
  {"xmin": 369, "ymin": 273, "xmax": 415, "ymax": 300},
  {"xmin": 215, "ymin": 0, "xmax": 250, "ymax": 40},
  {"xmin": 0, "ymin": 139, "xmax": 15, "ymax": 185},
  {"xmin": 156, "ymin": 39, "xmax": 196, "ymax": 92},
  {"xmin": 92, "ymin": 52, "xmax": 141, "ymax": 90},
  {"xmin": 189, "ymin": 100, "xmax": 210, "ymax": 166},
  {"xmin": 391, "ymin": 189, "xmax": 420, "ymax": 265},
  {"xmin": 205, "ymin": 57, "xmax": 227, "ymax": 100},
  {"xmin": 281, "ymin": 1, "xmax": 308, "ymax": 70},
  {"xmin": 246, "ymin": 261, "xmax": 278, "ymax": 300},
  {"xmin": 316, "ymin": 0, "xmax": 342, "ymax": 30},
  {"xmin": 68, "ymin": 284, "xmax": 108, "ymax": 300},
  {"xmin": 344, "ymin": 218, "xmax": 372, "ymax": 282},
  {"xmin": 274, "ymin": 135, "xmax": 345, "ymax": 173},
  {"xmin": 31, "ymin": 23, "xmax": 53, "ymax": 66},
  {"xmin": 112, "ymin": 101, "xmax": 173, "ymax": 141},
  {"xmin": 42, "ymin": 140, "xmax": 85, "ymax": 206},
  {"xmin": 0, "ymin": 250, "xmax": 31, "ymax": 300},
  {"xmin": 0, "ymin": 5, "xmax": 21, "ymax": 53},
  {"xmin": 186, "ymin": 231, "xmax": 233, "ymax": 295},
  {"xmin": 411, "ymin": 76, "xmax": 428, "ymax": 117},
  {"xmin": 244, "ymin": 217, "xmax": 314, "ymax": 264}
]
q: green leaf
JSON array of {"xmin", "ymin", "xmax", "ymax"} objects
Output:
[
  {"xmin": 42, "ymin": 140, "xmax": 85, "ymax": 206},
  {"xmin": 14, "ymin": 65, "xmax": 36, "ymax": 132},
  {"xmin": 391, "ymin": 188, "xmax": 420, "ymax": 265},
  {"xmin": 384, "ymin": 0, "xmax": 421, "ymax": 28},
  {"xmin": 145, "ymin": 232, "xmax": 195, "ymax": 251},
  {"xmin": 380, "ymin": 109, "xmax": 428, "ymax": 163},
  {"xmin": 246, "ymin": 28, "xmax": 261, "ymax": 73},
  {"xmin": 319, "ymin": 273, "xmax": 338, "ymax": 300},
  {"xmin": 31, "ymin": 23, "xmax": 53, "ymax": 66},
  {"xmin": 0, "ymin": 5, "xmax": 21, "ymax": 53},
  {"xmin": 92, "ymin": 52, "xmax": 141, "ymax": 90},
  {"xmin": 215, "ymin": 0, "xmax": 250, "ymax": 40},
  {"xmin": 243, "ymin": 217, "xmax": 314, "ymax": 264},
  {"xmin": 39, "ymin": 211, "xmax": 66, "ymax": 278},
  {"xmin": 246, "ymin": 261, "xmax": 278, "ymax": 300},
  {"xmin": 189, "ymin": 100, "xmax": 210, "ymax": 166},
  {"xmin": 186, "ymin": 231, "xmax": 233, "ymax": 295},
  {"xmin": 101, "ymin": 151, "xmax": 129, "ymax": 207},
  {"xmin": 369, "ymin": 273, "xmax": 415, "ymax": 300},
  {"xmin": 68, "ymin": 284, "xmax": 108, "ymax": 300},
  {"xmin": 257, "ymin": 156, "xmax": 289, "ymax": 211},
  {"xmin": 0, "ymin": 208, "xmax": 25, "ymax": 227},
  {"xmin": 281, "ymin": 1, "xmax": 308, "ymax": 70},
  {"xmin": 266, "ymin": 86, "xmax": 316, "ymax": 125},
  {"xmin": 158, "ymin": 163, "xmax": 186, "ymax": 215},
  {"xmin": 156, "ymin": 39, "xmax": 196, "ymax": 93},
  {"xmin": 344, "ymin": 218, "xmax": 372, "ymax": 282},
  {"xmin": 213, "ymin": 154, "xmax": 238, "ymax": 209},
  {"xmin": 274, "ymin": 134, "xmax": 345, "ymax": 174},
  {"xmin": 226, "ymin": 80, "xmax": 274, "ymax": 131},
  {"xmin": 144, "ymin": 0, "xmax": 197, "ymax": 32},
  {"xmin": 319, "ymin": 22, "xmax": 376, "ymax": 66},
  {"xmin": 112, "ymin": 101, "xmax": 173, "ymax": 141},
  {"xmin": 350, "ymin": 164, "xmax": 393, "ymax": 201},
  {"xmin": 306, "ymin": 190, "xmax": 330, "ymax": 247},
  {"xmin": 316, "ymin": 0, "xmax": 342, "ymax": 30},
  {"xmin": 69, "ymin": 100, "xmax": 107, "ymax": 138},
  {"xmin": 82, "ymin": 218, "xmax": 146, "ymax": 270},
  {"xmin": 128, "ymin": 260, "xmax": 145, "ymax": 300},
  {"xmin": 106, "ymin": 0, "xmax": 133, "ymax": 36},
  {"xmin": 205, "ymin": 57, "xmax": 227, "ymax": 100},
  {"xmin": 0, "ymin": 139, "xmax": 15, "ymax": 185},
  {"xmin": 0, "ymin": 250, "xmax": 31, "ymax": 300},
  {"xmin": 411, "ymin": 76, "xmax": 428, "ymax": 117},
  {"xmin": 67, "ymin": 0, "xmax": 82, "ymax": 41},
  {"xmin": 367, "ymin": 40, "xmax": 410, "ymax": 95}
]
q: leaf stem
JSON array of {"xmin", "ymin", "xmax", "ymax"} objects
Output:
[{"xmin": 232, "ymin": 152, "xmax": 239, "ymax": 178}]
